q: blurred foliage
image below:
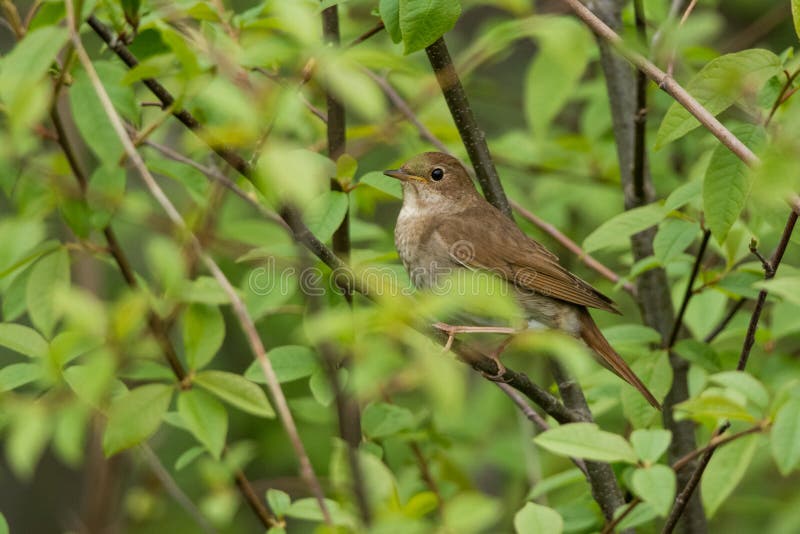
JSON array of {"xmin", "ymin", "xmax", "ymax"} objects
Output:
[{"xmin": 0, "ymin": 0, "xmax": 799, "ymax": 533}]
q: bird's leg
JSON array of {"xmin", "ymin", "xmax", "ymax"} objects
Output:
[{"xmin": 432, "ymin": 322, "xmax": 517, "ymax": 382}]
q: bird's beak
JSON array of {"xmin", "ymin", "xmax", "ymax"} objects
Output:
[{"xmin": 384, "ymin": 169, "xmax": 426, "ymax": 183}]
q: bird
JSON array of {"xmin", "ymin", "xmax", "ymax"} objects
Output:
[{"xmin": 384, "ymin": 152, "xmax": 661, "ymax": 410}]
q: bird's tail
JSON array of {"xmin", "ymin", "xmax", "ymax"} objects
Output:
[{"xmin": 578, "ymin": 308, "xmax": 661, "ymax": 410}]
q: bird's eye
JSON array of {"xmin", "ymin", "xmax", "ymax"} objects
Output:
[{"xmin": 431, "ymin": 168, "xmax": 444, "ymax": 181}]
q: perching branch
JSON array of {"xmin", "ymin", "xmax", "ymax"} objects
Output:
[{"xmin": 68, "ymin": 3, "xmax": 332, "ymax": 524}]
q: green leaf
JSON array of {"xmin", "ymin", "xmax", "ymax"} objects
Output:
[
  {"xmin": 703, "ymin": 124, "xmax": 766, "ymax": 243},
  {"xmin": 702, "ymin": 433, "xmax": 758, "ymax": 517},
  {"xmin": 654, "ymin": 219, "xmax": 698, "ymax": 264},
  {"xmin": 267, "ymin": 489, "xmax": 292, "ymax": 518},
  {"xmin": 0, "ymin": 323, "xmax": 48, "ymax": 358},
  {"xmin": 514, "ymin": 502, "xmax": 563, "ymax": 534},
  {"xmin": 175, "ymin": 446, "xmax": 205, "ymax": 470},
  {"xmin": 524, "ymin": 17, "xmax": 591, "ymax": 137},
  {"xmin": 0, "ymin": 25, "xmax": 68, "ymax": 107},
  {"xmin": 443, "ymin": 492, "xmax": 502, "ymax": 532},
  {"xmin": 336, "ymin": 154, "xmax": 358, "ymax": 182},
  {"xmin": 673, "ymin": 339, "xmax": 721, "ymax": 372},
  {"xmin": 181, "ymin": 276, "xmax": 230, "ymax": 304},
  {"xmin": 675, "ymin": 393, "xmax": 755, "ymax": 424},
  {"xmin": 195, "ymin": 370, "xmax": 275, "ymax": 418},
  {"xmin": 88, "ymin": 165, "xmax": 127, "ymax": 228},
  {"xmin": 771, "ymin": 396, "xmax": 800, "ymax": 475},
  {"xmin": 304, "ymin": 191, "xmax": 349, "ymax": 243},
  {"xmin": 359, "ymin": 170, "xmax": 402, "ymax": 199},
  {"xmin": 601, "ymin": 324, "xmax": 661, "ymax": 347},
  {"xmin": 755, "ymin": 277, "xmax": 800, "ymax": 305},
  {"xmin": 583, "ymin": 204, "xmax": 668, "ymax": 253},
  {"xmin": 0, "ymin": 510, "xmax": 8, "ymax": 534},
  {"xmin": 309, "ymin": 368, "xmax": 335, "ymax": 406},
  {"xmin": 68, "ymin": 67, "xmax": 125, "ymax": 164},
  {"xmin": 285, "ymin": 498, "xmax": 353, "ymax": 526},
  {"xmin": 7, "ymin": 404, "xmax": 51, "ymax": 480},
  {"xmin": 655, "ymin": 50, "xmax": 780, "ymax": 147},
  {"xmin": 103, "ymin": 384, "xmax": 173, "ymax": 456},
  {"xmin": 26, "ymin": 248, "xmax": 70, "ymax": 338},
  {"xmin": 399, "ymin": 0, "xmax": 461, "ymax": 54},
  {"xmin": 246, "ymin": 345, "xmax": 319, "ymax": 383},
  {"xmin": 380, "ymin": 0, "xmax": 401, "ymax": 42},
  {"xmin": 630, "ymin": 429, "xmax": 672, "ymax": 464},
  {"xmin": 178, "ymin": 388, "xmax": 227, "ymax": 460},
  {"xmin": 528, "ymin": 468, "xmax": 584, "ymax": 499},
  {"xmin": 533, "ymin": 423, "xmax": 638, "ymax": 463},
  {"xmin": 362, "ymin": 402, "xmax": 416, "ymax": 439},
  {"xmin": 709, "ymin": 371, "xmax": 769, "ymax": 408},
  {"xmin": 664, "ymin": 180, "xmax": 702, "ymax": 211},
  {"xmin": 631, "ymin": 465, "xmax": 676, "ymax": 517},
  {"xmin": 0, "ymin": 363, "xmax": 43, "ymax": 392},
  {"xmin": 793, "ymin": 0, "xmax": 800, "ymax": 40},
  {"xmin": 182, "ymin": 304, "xmax": 225, "ymax": 370}
]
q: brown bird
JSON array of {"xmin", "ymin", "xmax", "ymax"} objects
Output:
[{"xmin": 384, "ymin": 152, "xmax": 661, "ymax": 410}]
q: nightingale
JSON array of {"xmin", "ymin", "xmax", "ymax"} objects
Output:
[{"xmin": 384, "ymin": 152, "xmax": 661, "ymax": 410}]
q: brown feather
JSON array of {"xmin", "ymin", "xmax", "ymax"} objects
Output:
[{"xmin": 578, "ymin": 308, "xmax": 661, "ymax": 409}]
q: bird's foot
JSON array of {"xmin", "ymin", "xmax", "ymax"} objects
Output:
[
  {"xmin": 432, "ymin": 322, "xmax": 517, "ymax": 353},
  {"xmin": 480, "ymin": 337, "xmax": 514, "ymax": 382}
]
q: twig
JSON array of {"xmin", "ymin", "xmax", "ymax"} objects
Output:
[
  {"xmin": 737, "ymin": 212, "xmax": 798, "ymax": 371},
  {"xmin": 140, "ymin": 445, "xmax": 218, "ymax": 534},
  {"xmin": 67, "ymin": 4, "xmax": 332, "ymax": 524},
  {"xmin": 601, "ymin": 497, "xmax": 641, "ymax": 534},
  {"xmin": 559, "ymin": 0, "xmax": 758, "ymax": 166},
  {"xmin": 667, "ymin": 229, "xmax": 711, "ymax": 349},
  {"xmin": 497, "ymin": 382, "xmax": 589, "ymax": 478},
  {"xmin": 632, "ymin": 0, "xmax": 648, "ymax": 201},
  {"xmin": 425, "ymin": 37, "xmax": 512, "ymax": 217},
  {"xmin": 348, "ymin": 20, "xmax": 385, "ymax": 48},
  {"xmin": 703, "ymin": 299, "xmax": 745, "ymax": 343},
  {"xmin": 661, "ymin": 422, "xmax": 729, "ymax": 533},
  {"xmin": 672, "ymin": 423, "xmax": 766, "ymax": 471}
]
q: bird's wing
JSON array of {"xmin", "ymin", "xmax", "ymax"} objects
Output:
[{"xmin": 431, "ymin": 206, "xmax": 619, "ymax": 313}]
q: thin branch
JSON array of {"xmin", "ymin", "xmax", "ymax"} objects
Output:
[
  {"xmin": 559, "ymin": 0, "xmax": 758, "ymax": 167},
  {"xmin": 632, "ymin": 0, "xmax": 647, "ymax": 202},
  {"xmin": 140, "ymin": 445, "xmax": 217, "ymax": 534},
  {"xmin": 672, "ymin": 422, "xmax": 766, "ymax": 471},
  {"xmin": 348, "ymin": 20, "xmax": 385, "ymax": 48},
  {"xmin": 67, "ymin": 5, "xmax": 332, "ymax": 524},
  {"xmin": 497, "ymin": 382, "xmax": 589, "ymax": 478},
  {"xmin": 737, "ymin": 212, "xmax": 799, "ymax": 371},
  {"xmin": 425, "ymin": 37, "xmax": 512, "ymax": 217},
  {"xmin": 667, "ymin": 229, "xmax": 711, "ymax": 349},
  {"xmin": 601, "ymin": 497, "xmax": 641, "ymax": 534},
  {"xmin": 661, "ymin": 422, "xmax": 729, "ymax": 534},
  {"xmin": 703, "ymin": 299, "xmax": 745, "ymax": 343}
]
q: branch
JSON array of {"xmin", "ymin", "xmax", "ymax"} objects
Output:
[
  {"xmin": 672, "ymin": 422, "xmax": 766, "ymax": 471},
  {"xmin": 140, "ymin": 445, "xmax": 217, "ymax": 534},
  {"xmin": 666, "ymin": 229, "xmax": 711, "ymax": 349},
  {"xmin": 348, "ymin": 20, "xmax": 385, "ymax": 48},
  {"xmin": 703, "ymin": 299, "xmax": 745, "ymax": 343},
  {"xmin": 560, "ymin": 0, "xmax": 758, "ymax": 166},
  {"xmin": 738, "ymin": 211, "xmax": 799, "ymax": 370},
  {"xmin": 320, "ymin": 4, "xmax": 369, "ymax": 526},
  {"xmin": 425, "ymin": 37, "xmax": 512, "ymax": 218},
  {"xmin": 68, "ymin": 4, "xmax": 332, "ymax": 524}
]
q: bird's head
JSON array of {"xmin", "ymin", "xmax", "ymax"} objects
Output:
[{"xmin": 383, "ymin": 152, "xmax": 479, "ymax": 208}]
